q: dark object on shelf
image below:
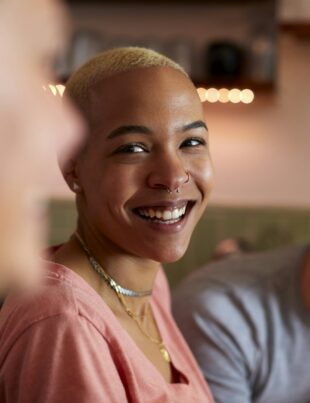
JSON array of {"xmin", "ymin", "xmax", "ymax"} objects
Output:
[
  {"xmin": 206, "ymin": 41, "xmax": 244, "ymax": 81},
  {"xmin": 248, "ymin": 31, "xmax": 275, "ymax": 83}
]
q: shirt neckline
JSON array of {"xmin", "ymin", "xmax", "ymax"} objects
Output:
[{"xmin": 45, "ymin": 259, "xmax": 189, "ymax": 387}]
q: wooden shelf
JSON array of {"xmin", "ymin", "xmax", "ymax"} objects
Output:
[
  {"xmin": 280, "ymin": 22, "xmax": 310, "ymax": 39},
  {"xmin": 193, "ymin": 79, "xmax": 274, "ymax": 92},
  {"xmin": 67, "ymin": 0, "xmax": 271, "ymax": 4}
]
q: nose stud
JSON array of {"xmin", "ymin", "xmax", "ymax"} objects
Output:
[
  {"xmin": 184, "ymin": 171, "xmax": 190, "ymax": 184},
  {"xmin": 166, "ymin": 171, "xmax": 190, "ymax": 194}
]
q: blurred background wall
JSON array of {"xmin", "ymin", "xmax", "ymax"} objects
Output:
[
  {"xmin": 50, "ymin": 1, "xmax": 310, "ymax": 207},
  {"xmin": 47, "ymin": 0, "xmax": 310, "ymax": 286}
]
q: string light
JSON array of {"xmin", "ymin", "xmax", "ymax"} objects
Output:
[
  {"xmin": 43, "ymin": 84, "xmax": 66, "ymax": 97},
  {"xmin": 197, "ymin": 87, "xmax": 207, "ymax": 102},
  {"xmin": 55, "ymin": 84, "xmax": 66, "ymax": 96},
  {"xmin": 218, "ymin": 88, "xmax": 230, "ymax": 103},
  {"xmin": 48, "ymin": 84, "xmax": 57, "ymax": 96},
  {"xmin": 229, "ymin": 88, "xmax": 241, "ymax": 104},
  {"xmin": 206, "ymin": 88, "xmax": 219, "ymax": 103},
  {"xmin": 197, "ymin": 87, "xmax": 255, "ymax": 104},
  {"xmin": 241, "ymin": 89, "xmax": 254, "ymax": 104}
]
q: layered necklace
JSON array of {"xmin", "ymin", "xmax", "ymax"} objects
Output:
[{"xmin": 74, "ymin": 232, "xmax": 171, "ymax": 363}]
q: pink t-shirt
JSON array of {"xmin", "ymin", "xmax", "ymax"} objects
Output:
[{"xmin": 0, "ymin": 261, "xmax": 213, "ymax": 403}]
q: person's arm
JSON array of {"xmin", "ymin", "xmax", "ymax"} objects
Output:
[
  {"xmin": 1, "ymin": 313, "xmax": 127, "ymax": 403},
  {"xmin": 173, "ymin": 288, "xmax": 257, "ymax": 403}
]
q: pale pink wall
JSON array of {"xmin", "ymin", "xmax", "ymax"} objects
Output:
[
  {"xmin": 49, "ymin": 5, "xmax": 310, "ymax": 207},
  {"xmin": 208, "ymin": 33, "xmax": 310, "ymax": 207}
]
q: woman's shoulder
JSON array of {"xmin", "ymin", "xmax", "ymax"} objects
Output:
[{"xmin": 0, "ymin": 261, "xmax": 107, "ymax": 344}]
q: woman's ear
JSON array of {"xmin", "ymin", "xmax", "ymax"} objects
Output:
[{"xmin": 61, "ymin": 157, "xmax": 82, "ymax": 194}]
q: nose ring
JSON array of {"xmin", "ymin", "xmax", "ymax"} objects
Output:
[{"xmin": 166, "ymin": 171, "xmax": 190, "ymax": 194}]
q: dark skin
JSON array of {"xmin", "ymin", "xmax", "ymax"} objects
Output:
[{"xmin": 53, "ymin": 66, "xmax": 213, "ymax": 383}]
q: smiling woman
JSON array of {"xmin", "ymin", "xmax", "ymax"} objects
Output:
[{"xmin": 0, "ymin": 47, "xmax": 214, "ymax": 402}]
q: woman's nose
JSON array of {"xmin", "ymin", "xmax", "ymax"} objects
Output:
[{"xmin": 147, "ymin": 153, "xmax": 190, "ymax": 194}]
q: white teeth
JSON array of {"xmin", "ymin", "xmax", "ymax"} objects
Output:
[
  {"xmin": 172, "ymin": 209, "xmax": 179, "ymax": 219},
  {"xmin": 163, "ymin": 211, "xmax": 172, "ymax": 220},
  {"xmin": 155, "ymin": 211, "xmax": 162, "ymax": 219},
  {"xmin": 137, "ymin": 205, "xmax": 187, "ymax": 221}
]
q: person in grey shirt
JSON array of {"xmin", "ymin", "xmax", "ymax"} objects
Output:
[{"xmin": 173, "ymin": 244, "xmax": 310, "ymax": 403}]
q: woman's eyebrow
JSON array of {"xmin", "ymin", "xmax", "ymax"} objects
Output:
[
  {"xmin": 107, "ymin": 125, "xmax": 152, "ymax": 139},
  {"xmin": 182, "ymin": 120, "xmax": 208, "ymax": 132}
]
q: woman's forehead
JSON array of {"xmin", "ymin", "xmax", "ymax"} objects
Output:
[{"xmin": 88, "ymin": 67, "xmax": 203, "ymax": 132}]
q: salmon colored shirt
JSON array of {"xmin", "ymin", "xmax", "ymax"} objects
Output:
[{"xmin": 0, "ymin": 261, "xmax": 213, "ymax": 403}]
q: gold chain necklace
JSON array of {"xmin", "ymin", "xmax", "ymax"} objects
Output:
[
  {"xmin": 75, "ymin": 232, "xmax": 171, "ymax": 363},
  {"xmin": 114, "ymin": 289, "xmax": 171, "ymax": 363}
]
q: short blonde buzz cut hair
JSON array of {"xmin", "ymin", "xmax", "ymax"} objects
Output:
[{"xmin": 65, "ymin": 46, "xmax": 188, "ymax": 127}]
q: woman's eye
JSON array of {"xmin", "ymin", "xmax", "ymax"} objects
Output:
[
  {"xmin": 181, "ymin": 137, "xmax": 206, "ymax": 148},
  {"xmin": 114, "ymin": 143, "xmax": 147, "ymax": 154}
]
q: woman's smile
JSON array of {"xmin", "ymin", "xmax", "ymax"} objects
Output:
[{"xmin": 132, "ymin": 199, "xmax": 195, "ymax": 231}]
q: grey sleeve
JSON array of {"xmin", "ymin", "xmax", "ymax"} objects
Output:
[{"xmin": 173, "ymin": 288, "xmax": 258, "ymax": 403}]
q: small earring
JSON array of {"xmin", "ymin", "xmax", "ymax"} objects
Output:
[
  {"xmin": 166, "ymin": 187, "xmax": 172, "ymax": 194},
  {"xmin": 185, "ymin": 171, "xmax": 190, "ymax": 184},
  {"xmin": 72, "ymin": 182, "xmax": 80, "ymax": 192}
]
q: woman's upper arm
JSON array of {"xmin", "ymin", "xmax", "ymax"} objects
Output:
[{"xmin": 1, "ymin": 313, "xmax": 127, "ymax": 403}]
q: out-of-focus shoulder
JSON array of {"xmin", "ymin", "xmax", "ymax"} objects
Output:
[
  {"xmin": 175, "ymin": 244, "xmax": 309, "ymax": 296},
  {"xmin": 0, "ymin": 262, "xmax": 79, "ymax": 339}
]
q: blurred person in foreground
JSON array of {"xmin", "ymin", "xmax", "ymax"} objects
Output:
[
  {"xmin": 0, "ymin": 47, "xmax": 214, "ymax": 402},
  {"xmin": 0, "ymin": 0, "xmax": 82, "ymax": 292},
  {"xmin": 173, "ymin": 242, "xmax": 310, "ymax": 403}
]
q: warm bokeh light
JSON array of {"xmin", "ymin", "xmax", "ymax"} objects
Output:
[
  {"xmin": 218, "ymin": 88, "xmax": 230, "ymax": 103},
  {"xmin": 56, "ymin": 84, "xmax": 66, "ymax": 97},
  {"xmin": 197, "ymin": 87, "xmax": 207, "ymax": 102},
  {"xmin": 228, "ymin": 88, "xmax": 241, "ymax": 104},
  {"xmin": 241, "ymin": 88, "xmax": 255, "ymax": 104},
  {"xmin": 48, "ymin": 84, "xmax": 57, "ymax": 96},
  {"xmin": 44, "ymin": 84, "xmax": 66, "ymax": 97},
  {"xmin": 206, "ymin": 88, "xmax": 219, "ymax": 103},
  {"xmin": 196, "ymin": 87, "xmax": 255, "ymax": 104}
]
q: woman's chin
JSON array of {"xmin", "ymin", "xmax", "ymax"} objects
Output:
[{"xmin": 147, "ymin": 245, "xmax": 188, "ymax": 264}]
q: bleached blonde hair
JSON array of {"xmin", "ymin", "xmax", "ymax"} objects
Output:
[{"xmin": 65, "ymin": 46, "xmax": 188, "ymax": 125}]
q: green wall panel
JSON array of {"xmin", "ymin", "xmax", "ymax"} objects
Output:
[{"xmin": 48, "ymin": 200, "xmax": 310, "ymax": 288}]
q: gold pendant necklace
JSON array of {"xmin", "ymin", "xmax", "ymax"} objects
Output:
[
  {"xmin": 75, "ymin": 232, "xmax": 170, "ymax": 363},
  {"xmin": 115, "ymin": 291, "xmax": 171, "ymax": 363}
]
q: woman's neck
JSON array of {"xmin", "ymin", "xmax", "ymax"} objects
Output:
[
  {"xmin": 76, "ymin": 221, "xmax": 161, "ymax": 292},
  {"xmin": 52, "ymin": 226, "xmax": 161, "ymax": 317}
]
